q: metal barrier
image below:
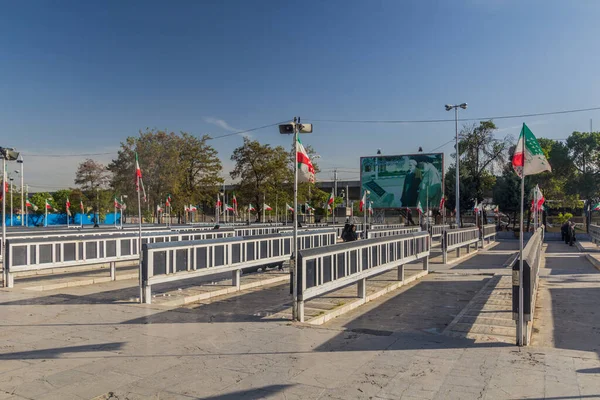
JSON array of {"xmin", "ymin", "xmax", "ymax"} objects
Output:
[
  {"xmin": 296, "ymin": 231, "xmax": 430, "ymax": 322},
  {"xmin": 481, "ymin": 224, "xmax": 497, "ymax": 247},
  {"xmin": 430, "ymin": 224, "xmax": 450, "ymax": 239},
  {"xmin": 367, "ymin": 226, "xmax": 421, "ymax": 238},
  {"xmin": 512, "ymin": 227, "xmax": 544, "ymax": 345},
  {"xmin": 589, "ymin": 224, "xmax": 600, "ymax": 244},
  {"xmin": 3, "ymin": 229, "xmax": 235, "ymax": 287},
  {"xmin": 141, "ymin": 229, "xmax": 337, "ymax": 304},
  {"xmin": 370, "ymin": 224, "xmax": 406, "ymax": 230},
  {"xmin": 442, "ymin": 227, "xmax": 480, "ymax": 263},
  {"xmin": 234, "ymin": 227, "xmax": 281, "ymax": 236}
]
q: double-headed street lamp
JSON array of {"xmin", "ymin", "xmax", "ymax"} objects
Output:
[{"xmin": 445, "ymin": 103, "xmax": 467, "ymax": 226}]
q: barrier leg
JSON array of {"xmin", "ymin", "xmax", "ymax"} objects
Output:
[
  {"xmin": 232, "ymin": 269, "xmax": 241, "ymax": 290},
  {"xmin": 456, "ymin": 248, "xmax": 460, "ymax": 258},
  {"xmin": 6, "ymin": 271, "xmax": 14, "ymax": 288},
  {"xmin": 443, "ymin": 250, "xmax": 448, "ymax": 264},
  {"xmin": 423, "ymin": 256, "xmax": 429, "ymax": 272},
  {"xmin": 110, "ymin": 262, "xmax": 116, "ymax": 281},
  {"xmin": 358, "ymin": 278, "xmax": 366, "ymax": 299},
  {"xmin": 467, "ymin": 243, "xmax": 471, "ymax": 254},
  {"xmin": 298, "ymin": 300, "xmax": 305, "ymax": 323},
  {"xmin": 398, "ymin": 265, "xmax": 405, "ymax": 281},
  {"xmin": 143, "ymin": 284, "xmax": 152, "ymax": 304}
]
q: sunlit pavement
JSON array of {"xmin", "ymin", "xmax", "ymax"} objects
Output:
[{"xmin": 0, "ymin": 239, "xmax": 598, "ymax": 400}]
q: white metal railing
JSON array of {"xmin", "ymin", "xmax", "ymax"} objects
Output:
[
  {"xmin": 367, "ymin": 226, "xmax": 421, "ymax": 238},
  {"xmin": 590, "ymin": 224, "xmax": 600, "ymax": 244},
  {"xmin": 430, "ymin": 224, "xmax": 450, "ymax": 239},
  {"xmin": 141, "ymin": 229, "xmax": 337, "ymax": 303},
  {"xmin": 481, "ymin": 224, "xmax": 497, "ymax": 247},
  {"xmin": 512, "ymin": 226, "xmax": 544, "ymax": 346},
  {"xmin": 442, "ymin": 227, "xmax": 480, "ymax": 263},
  {"xmin": 234, "ymin": 226, "xmax": 281, "ymax": 236},
  {"xmin": 3, "ymin": 229, "xmax": 235, "ymax": 288},
  {"xmin": 296, "ymin": 231, "xmax": 430, "ymax": 322},
  {"xmin": 370, "ymin": 224, "xmax": 406, "ymax": 230}
]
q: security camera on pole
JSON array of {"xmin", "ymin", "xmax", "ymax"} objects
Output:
[{"xmin": 279, "ymin": 117, "xmax": 313, "ymax": 321}]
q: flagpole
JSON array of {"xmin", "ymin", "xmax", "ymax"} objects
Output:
[
  {"xmin": 263, "ymin": 193, "xmax": 265, "ymax": 224},
  {"xmin": 518, "ymin": 124, "xmax": 525, "ymax": 346},
  {"xmin": 120, "ymin": 196, "xmax": 124, "ymax": 229},
  {"xmin": 2, "ymin": 158, "xmax": 6, "ymax": 285},
  {"xmin": 363, "ymin": 192, "xmax": 367, "ymax": 238},
  {"xmin": 292, "ymin": 117, "xmax": 299, "ymax": 320},
  {"xmin": 137, "ymin": 181, "xmax": 143, "ymax": 303},
  {"xmin": 114, "ymin": 198, "xmax": 117, "ymax": 228},
  {"xmin": 45, "ymin": 200, "xmax": 48, "ymax": 227},
  {"xmin": 67, "ymin": 200, "xmax": 70, "ymax": 229},
  {"xmin": 25, "ymin": 185, "xmax": 28, "ymax": 227}
]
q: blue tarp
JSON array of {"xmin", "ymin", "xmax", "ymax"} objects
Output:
[{"xmin": 5, "ymin": 213, "xmax": 121, "ymax": 227}]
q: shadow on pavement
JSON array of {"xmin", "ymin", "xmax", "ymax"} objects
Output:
[
  {"xmin": 0, "ymin": 342, "xmax": 125, "ymax": 360},
  {"xmin": 450, "ymin": 252, "xmax": 513, "ymax": 270},
  {"xmin": 197, "ymin": 385, "xmax": 293, "ymax": 400}
]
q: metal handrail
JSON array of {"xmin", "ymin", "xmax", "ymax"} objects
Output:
[
  {"xmin": 367, "ymin": 226, "xmax": 421, "ymax": 238},
  {"xmin": 297, "ymin": 231, "xmax": 430, "ymax": 322},
  {"xmin": 430, "ymin": 224, "xmax": 450, "ymax": 238},
  {"xmin": 141, "ymin": 229, "xmax": 337, "ymax": 303}
]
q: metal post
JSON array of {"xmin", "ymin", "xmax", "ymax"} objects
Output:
[
  {"xmin": 137, "ymin": 181, "xmax": 143, "ymax": 303},
  {"xmin": 292, "ymin": 117, "xmax": 299, "ymax": 320},
  {"xmin": 455, "ymin": 107, "xmax": 460, "ymax": 227},
  {"xmin": 9, "ymin": 178, "xmax": 13, "ymax": 227},
  {"xmin": 19, "ymin": 156, "xmax": 23, "ymax": 226},
  {"xmin": 363, "ymin": 191, "xmax": 368, "ymax": 239},
  {"xmin": 517, "ymin": 127, "xmax": 526, "ymax": 346},
  {"xmin": 2, "ymin": 158, "xmax": 6, "ymax": 286},
  {"xmin": 25, "ymin": 184, "xmax": 28, "ymax": 227}
]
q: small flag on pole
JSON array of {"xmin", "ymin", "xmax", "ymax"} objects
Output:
[
  {"xmin": 359, "ymin": 192, "xmax": 366, "ymax": 212},
  {"xmin": 248, "ymin": 203, "xmax": 256, "ymax": 212},
  {"xmin": 264, "ymin": 204, "xmax": 273, "ymax": 211},
  {"xmin": 512, "ymin": 123, "xmax": 552, "ymax": 177}
]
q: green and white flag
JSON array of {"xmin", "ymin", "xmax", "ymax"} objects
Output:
[
  {"xmin": 416, "ymin": 200, "xmax": 424, "ymax": 215},
  {"xmin": 512, "ymin": 123, "xmax": 552, "ymax": 178}
]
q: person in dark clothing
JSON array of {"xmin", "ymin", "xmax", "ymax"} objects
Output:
[
  {"xmin": 561, "ymin": 222, "xmax": 568, "ymax": 242},
  {"xmin": 341, "ymin": 223, "xmax": 351, "ymax": 242},
  {"xmin": 569, "ymin": 221, "xmax": 576, "ymax": 246},
  {"xmin": 347, "ymin": 225, "xmax": 358, "ymax": 241}
]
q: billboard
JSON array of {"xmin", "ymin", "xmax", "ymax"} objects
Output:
[{"xmin": 360, "ymin": 153, "xmax": 444, "ymax": 209}]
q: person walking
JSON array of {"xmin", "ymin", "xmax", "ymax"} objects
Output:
[
  {"xmin": 569, "ymin": 221, "xmax": 576, "ymax": 246},
  {"xmin": 347, "ymin": 224, "xmax": 358, "ymax": 241},
  {"xmin": 341, "ymin": 223, "xmax": 351, "ymax": 242}
]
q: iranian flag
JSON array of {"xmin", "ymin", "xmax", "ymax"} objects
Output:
[
  {"xmin": 305, "ymin": 203, "xmax": 314, "ymax": 212},
  {"xmin": 165, "ymin": 194, "xmax": 171, "ymax": 207},
  {"xmin": 593, "ymin": 203, "xmax": 600, "ymax": 211},
  {"xmin": 473, "ymin": 200, "xmax": 480, "ymax": 214},
  {"xmin": 417, "ymin": 200, "xmax": 424, "ymax": 215},
  {"xmin": 80, "ymin": 200, "xmax": 84, "ymax": 211},
  {"xmin": 114, "ymin": 197, "xmax": 122, "ymax": 209},
  {"xmin": 66, "ymin": 197, "xmax": 71, "ymax": 216},
  {"xmin": 190, "ymin": 205, "xmax": 197, "ymax": 212},
  {"xmin": 359, "ymin": 192, "xmax": 366, "ymax": 212},
  {"xmin": 286, "ymin": 203, "xmax": 294, "ymax": 212},
  {"xmin": 248, "ymin": 203, "xmax": 256, "ymax": 212},
  {"xmin": 327, "ymin": 191, "xmax": 334, "ymax": 206},
  {"xmin": 297, "ymin": 137, "xmax": 315, "ymax": 183},
  {"xmin": 135, "ymin": 152, "xmax": 147, "ymax": 202},
  {"xmin": 512, "ymin": 123, "xmax": 552, "ymax": 178},
  {"xmin": 0, "ymin": 182, "xmax": 7, "ymax": 200},
  {"xmin": 264, "ymin": 204, "xmax": 273, "ymax": 211},
  {"xmin": 225, "ymin": 203, "xmax": 234, "ymax": 211},
  {"xmin": 26, "ymin": 198, "xmax": 38, "ymax": 211},
  {"xmin": 216, "ymin": 195, "xmax": 222, "ymax": 209},
  {"xmin": 156, "ymin": 204, "xmax": 163, "ymax": 212},
  {"xmin": 368, "ymin": 202, "xmax": 373, "ymax": 215},
  {"xmin": 439, "ymin": 196, "xmax": 445, "ymax": 210},
  {"xmin": 45, "ymin": 199, "xmax": 53, "ymax": 210},
  {"xmin": 534, "ymin": 185, "xmax": 545, "ymax": 210},
  {"xmin": 232, "ymin": 194, "xmax": 238, "ymax": 215}
]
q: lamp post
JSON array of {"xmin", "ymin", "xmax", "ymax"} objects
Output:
[
  {"xmin": 121, "ymin": 195, "xmax": 128, "ymax": 228},
  {"xmin": 1, "ymin": 147, "xmax": 20, "ymax": 287},
  {"xmin": 445, "ymin": 103, "xmax": 467, "ymax": 227}
]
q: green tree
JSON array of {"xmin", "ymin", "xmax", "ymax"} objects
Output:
[
  {"xmin": 230, "ymin": 138, "xmax": 291, "ymax": 222},
  {"xmin": 29, "ymin": 192, "xmax": 52, "ymax": 216},
  {"xmin": 109, "ymin": 129, "xmax": 222, "ymax": 219}
]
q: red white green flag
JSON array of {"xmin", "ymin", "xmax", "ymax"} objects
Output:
[
  {"xmin": 189, "ymin": 204, "xmax": 197, "ymax": 212},
  {"xmin": 417, "ymin": 200, "xmax": 424, "ymax": 215},
  {"xmin": 135, "ymin": 152, "xmax": 147, "ymax": 201},
  {"xmin": 264, "ymin": 204, "xmax": 273, "ymax": 211},
  {"xmin": 80, "ymin": 200, "xmax": 84, "ymax": 211},
  {"xmin": 327, "ymin": 191, "xmax": 335, "ymax": 206},
  {"xmin": 248, "ymin": 203, "xmax": 256, "ymax": 212},
  {"xmin": 286, "ymin": 203, "xmax": 294, "ymax": 212},
  {"xmin": 359, "ymin": 192, "xmax": 366, "ymax": 212},
  {"xmin": 225, "ymin": 203, "xmax": 234, "ymax": 211},
  {"xmin": 534, "ymin": 185, "xmax": 545, "ymax": 210},
  {"xmin": 439, "ymin": 196, "xmax": 445, "ymax": 210},
  {"xmin": 45, "ymin": 199, "xmax": 53, "ymax": 210},
  {"xmin": 512, "ymin": 123, "xmax": 552, "ymax": 178},
  {"xmin": 593, "ymin": 203, "xmax": 600, "ymax": 211},
  {"xmin": 66, "ymin": 197, "xmax": 71, "ymax": 216},
  {"xmin": 297, "ymin": 137, "xmax": 315, "ymax": 183},
  {"xmin": 114, "ymin": 197, "xmax": 122, "ymax": 209}
]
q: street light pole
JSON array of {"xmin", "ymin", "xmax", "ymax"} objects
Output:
[
  {"xmin": 445, "ymin": 103, "xmax": 467, "ymax": 227},
  {"xmin": 9, "ymin": 177, "xmax": 13, "ymax": 227}
]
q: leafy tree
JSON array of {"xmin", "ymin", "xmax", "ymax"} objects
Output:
[
  {"xmin": 109, "ymin": 129, "xmax": 222, "ymax": 218},
  {"xmin": 29, "ymin": 192, "xmax": 52, "ymax": 216},
  {"xmin": 230, "ymin": 138, "xmax": 291, "ymax": 222}
]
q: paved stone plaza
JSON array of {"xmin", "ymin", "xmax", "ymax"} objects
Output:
[{"xmin": 0, "ymin": 240, "xmax": 598, "ymax": 399}]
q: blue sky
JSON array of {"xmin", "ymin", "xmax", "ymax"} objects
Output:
[{"xmin": 1, "ymin": 0, "xmax": 599, "ymax": 190}]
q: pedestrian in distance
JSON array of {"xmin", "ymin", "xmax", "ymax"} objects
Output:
[
  {"xmin": 341, "ymin": 223, "xmax": 351, "ymax": 242},
  {"xmin": 347, "ymin": 224, "xmax": 358, "ymax": 241},
  {"xmin": 569, "ymin": 221, "xmax": 576, "ymax": 246},
  {"xmin": 561, "ymin": 221, "xmax": 568, "ymax": 242}
]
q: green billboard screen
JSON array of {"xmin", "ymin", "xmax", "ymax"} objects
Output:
[{"xmin": 360, "ymin": 153, "xmax": 444, "ymax": 209}]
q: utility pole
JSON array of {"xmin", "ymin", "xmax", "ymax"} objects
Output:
[{"xmin": 333, "ymin": 169, "xmax": 338, "ymax": 199}]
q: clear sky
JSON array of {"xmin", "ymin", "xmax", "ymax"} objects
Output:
[{"xmin": 1, "ymin": 0, "xmax": 599, "ymax": 191}]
